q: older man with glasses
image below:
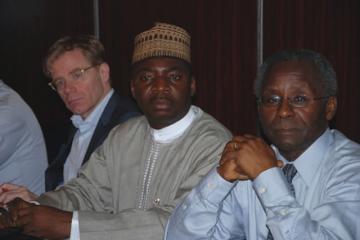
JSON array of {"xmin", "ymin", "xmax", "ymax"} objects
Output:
[{"xmin": 166, "ymin": 49, "xmax": 360, "ymax": 240}]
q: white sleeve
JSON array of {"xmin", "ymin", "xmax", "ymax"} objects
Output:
[{"xmin": 69, "ymin": 211, "xmax": 80, "ymax": 240}]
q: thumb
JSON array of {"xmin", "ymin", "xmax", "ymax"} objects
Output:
[{"xmin": 277, "ymin": 160, "xmax": 284, "ymax": 168}]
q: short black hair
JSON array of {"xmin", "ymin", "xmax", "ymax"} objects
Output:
[{"xmin": 254, "ymin": 49, "xmax": 337, "ymax": 98}]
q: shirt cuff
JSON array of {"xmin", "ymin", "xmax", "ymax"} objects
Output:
[
  {"xmin": 252, "ymin": 167, "xmax": 293, "ymax": 207},
  {"xmin": 69, "ymin": 211, "xmax": 80, "ymax": 240}
]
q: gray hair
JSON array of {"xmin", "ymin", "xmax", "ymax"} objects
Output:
[{"xmin": 253, "ymin": 49, "xmax": 337, "ymax": 98}]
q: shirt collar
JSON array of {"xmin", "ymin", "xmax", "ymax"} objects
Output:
[
  {"xmin": 150, "ymin": 105, "xmax": 200, "ymax": 143},
  {"xmin": 273, "ymin": 128, "xmax": 331, "ymax": 187},
  {"xmin": 71, "ymin": 89, "xmax": 114, "ymax": 133}
]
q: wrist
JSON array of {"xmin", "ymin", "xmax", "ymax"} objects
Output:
[
  {"xmin": 54, "ymin": 211, "xmax": 72, "ymax": 238},
  {"xmin": 216, "ymin": 166, "xmax": 237, "ymax": 182}
]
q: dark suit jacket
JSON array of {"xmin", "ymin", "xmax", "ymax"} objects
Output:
[{"xmin": 45, "ymin": 92, "xmax": 140, "ymax": 191}]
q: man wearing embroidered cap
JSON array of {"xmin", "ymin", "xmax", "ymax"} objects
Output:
[
  {"xmin": 166, "ymin": 49, "xmax": 360, "ymax": 239},
  {"xmin": 3, "ymin": 23, "xmax": 231, "ymax": 240}
]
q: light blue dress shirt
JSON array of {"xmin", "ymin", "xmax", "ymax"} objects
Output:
[
  {"xmin": 63, "ymin": 89, "xmax": 114, "ymax": 183},
  {"xmin": 0, "ymin": 80, "xmax": 48, "ymax": 195},
  {"xmin": 166, "ymin": 129, "xmax": 360, "ymax": 239}
]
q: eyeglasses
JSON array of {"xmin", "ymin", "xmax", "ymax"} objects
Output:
[
  {"xmin": 258, "ymin": 95, "xmax": 330, "ymax": 108},
  {"xmin": 48, "ymin": 64, "xmax": 99, "ymax": 92}
]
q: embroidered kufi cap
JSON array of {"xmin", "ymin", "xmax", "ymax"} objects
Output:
[{"xmin": 132, "ymin": 22, "xmax": 191, "ymax": 64}]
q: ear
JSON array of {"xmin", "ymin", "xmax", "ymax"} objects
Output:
[
  {"xmin": 99, "ymin": 62, "xmax": 110, "ymax": 84},
  {"xmin": 325, "ymin": 96, "xmax": 337, "ymax": 121},
  {"xmin": 190, "ymin": 77, "xmax": 196, "ymax": 97},
  {"xmin": 130, "ymin": 79, "xmax": 136, "ymax": 98}
]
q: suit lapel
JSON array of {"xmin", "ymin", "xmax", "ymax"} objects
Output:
[{"xmin": 82, "ymin": 93, "xmax": 120, "ymax": 164}]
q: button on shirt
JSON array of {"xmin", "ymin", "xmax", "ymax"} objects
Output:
[
  {"xmin": 166, "ymin": 128, "xmax": 360, "ymax": 240},
  {"xmin": 63, "ymin": 89, "xmax": 114, "ymax": 183}
]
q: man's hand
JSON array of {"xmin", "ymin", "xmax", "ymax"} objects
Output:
[
  {"xmin": 0, "ymin": 207, "xmax": 14, "ymax": 229},
  {"xmin": 218, "ymin": 135, "xmax": 283, "ymax": 182},
  {"xmin": 0, "ymin": 183, "xmax": 38, "ymax": 205},
  {"xmin": 8, "ymin": 198, "xmax": 72, "ymax": 239}
]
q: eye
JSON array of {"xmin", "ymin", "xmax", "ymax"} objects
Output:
[
  {"xmin": 53, "ymin": 79, "xmax": 65, "ymax": 89},
  {"xmin": 71, "ymin": 69, "xmax": 84, "ymax": 80},
  {"xmin": 262, "ymin": 95, "xmax": 281, "ymax": 105},
  {"xmin": 140, "ymin": 73, "xmax": 153, "ymax": 82},
  {"xmin": 291, "ymin": 95, "xmax": 308, "ymax": 104},
  {"xmin": 168, "ymin": 72, "xmax": 182, "ymax": 81}
]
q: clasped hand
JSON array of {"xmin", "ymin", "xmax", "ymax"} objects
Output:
[
  {"xmin": 0, "ymin": 197, "xmax": 72, "ymax": 239},
  {"xmin": 217, "ymin": 134, "xmax": 283, "ymax": 182}
]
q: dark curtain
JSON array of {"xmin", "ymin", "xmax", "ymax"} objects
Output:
[
  {"xmin": 263, "ymin": 0, "xmax": 360, "ymax": 142},
  {"xmin": 0, "ymin": 0, "xmax": 94, "ymax": 160},
  {"xmin": 1, "ymin": 0, "xmax": 359, "ymax": 158},
  {"xmin": 99, "ymin": 0, "xmax": 259, "ymax": 135}
]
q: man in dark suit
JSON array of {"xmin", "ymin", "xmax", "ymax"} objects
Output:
[
  {"xmin": 45, "ymin": 92, "xmax": 140, "ymax": 191},
  {"xmin": 0, "ymin": 35, "xmax": 140, "ymax": 202}
]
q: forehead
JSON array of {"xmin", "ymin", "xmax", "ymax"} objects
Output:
[
  {"xmin": 262, "ymin": 60, "xmax": 322, "ymax": 94},
  {"xmin": 49, "ymin": 49, "xmax": 89, "ymax": 73},
  {"xmin": 132, "ymin": 57, "xmax": 189, "ymax": 73}
]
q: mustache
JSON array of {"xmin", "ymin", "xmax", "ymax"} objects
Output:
[
  {"xmin": 149, "ymin": 93, "xmax": 172, "ymax": 102},
  {"xmin": 270, "ymin": 120, "xmax": 301, "ymax": 130}
]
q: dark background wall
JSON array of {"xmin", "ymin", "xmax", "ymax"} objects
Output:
[{"xmin": 0, "ymin": 0, "xmax": 359, "ymax": 162}]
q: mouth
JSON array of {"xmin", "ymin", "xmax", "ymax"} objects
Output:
[
  {"xmin": 67, "ymin": 97, "xmax": 82, "ymax": 107},
  {"xmin": 274, "ymin": 128, "xmax": 300, "ymax": 135},
  {"xmin": 150, "ymin": 96, "xmax": 172, "ymax": 110}
]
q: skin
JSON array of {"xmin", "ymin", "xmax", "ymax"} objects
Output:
[
  {"xmin": 218, "ymin": 60, "xmax": 337, "ymax": 182},
  {"xmin": 0, "ymin": 183, "xmax": 37, "ymax": 206},
  {"xmin": 49, "ymin": 48, "xmax": 111, "ymax": 119},
  {"xmin": 131, "ymin": 57, "xmax": 196, "ymax": 129},
  {"xmin": 0, "ymin": 48, "xmax": 113, "ymax": 238},
  {"xmin": 8, "ymin": 198, "xmax": 71, "ymax": 239}
]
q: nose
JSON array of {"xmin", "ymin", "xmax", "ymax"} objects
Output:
[
  {"xmin": 277, "ymin": 98, "xmax": 294, "ymax": 118},
  {"xmin": 152, "ymin": 76, "xmax": 170, "ymax": 92},
  {"xmin": 61, "ymin": 80, "xmax": 76, "ymax": 94}
]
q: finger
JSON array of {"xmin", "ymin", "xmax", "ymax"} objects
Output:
[
  {"xmin": 222, "ymin": 141, "xmax": 237, "ymax": 155},
  {"xmin": 8, "ymin": 198, "xmax": 32, "ymax": 222},
  {"xmin": 0, "ymin": 183, "xmax": 20, "ymax": 192},
  {"xmin": 219, "ymin": 150, "xmax": 239, "ymax": 165},
  {"xmin": 218, "ymin": 158, "xmax": 250, "ymax": 181},
  {"xmin": 2, "ymin": 188, "xmax": 37, "ymax": 203},
  {"xmin": 0, "ymin": 190, "xmax": 21, "ymax": 204},
  {"xmin": 12, "ymin": 205, "xmax": 34, "ymax": 229},
  {"xmin": 0, "ymin": 184, "xmax": 23, "ymax": 203}
]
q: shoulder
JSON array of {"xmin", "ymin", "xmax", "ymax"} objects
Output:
[
  {"xmin": 0, "ymin": 87, "xmax": 26, "ymax": 127},
  {"xmin": 324, "ymin": 129, "xmax": 360, "ymax": 181},
  {"xmin": 189, "ymin": 106, "xmax": 232, "ymax": 141},
  {"xmin": 101, "ymin": 91, "xmax": 141, "ymax": 125},
  {"xmin": 105, "ymin": 115, "xmax": 147, "ymax": 141},
  {"xmin": 328, "ymin": 129, "xmax": 360, "ymax": 160},
  {"xmin": 111, "ymin": 92, "xmax": 140, "ymax": 114}
]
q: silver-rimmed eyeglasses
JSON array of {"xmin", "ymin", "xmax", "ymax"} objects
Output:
[
  {"xmin": 48, "ymin": 64, "xmax": 99, "ymax": 92},
  {"xmin": 257, "ymin": 95, "xmax": 330, "ymax": 108}
]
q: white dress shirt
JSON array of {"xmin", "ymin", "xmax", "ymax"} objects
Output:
[{"xmin": 63, "ymin": 89, "xmax": 114, "ymax": 183}]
